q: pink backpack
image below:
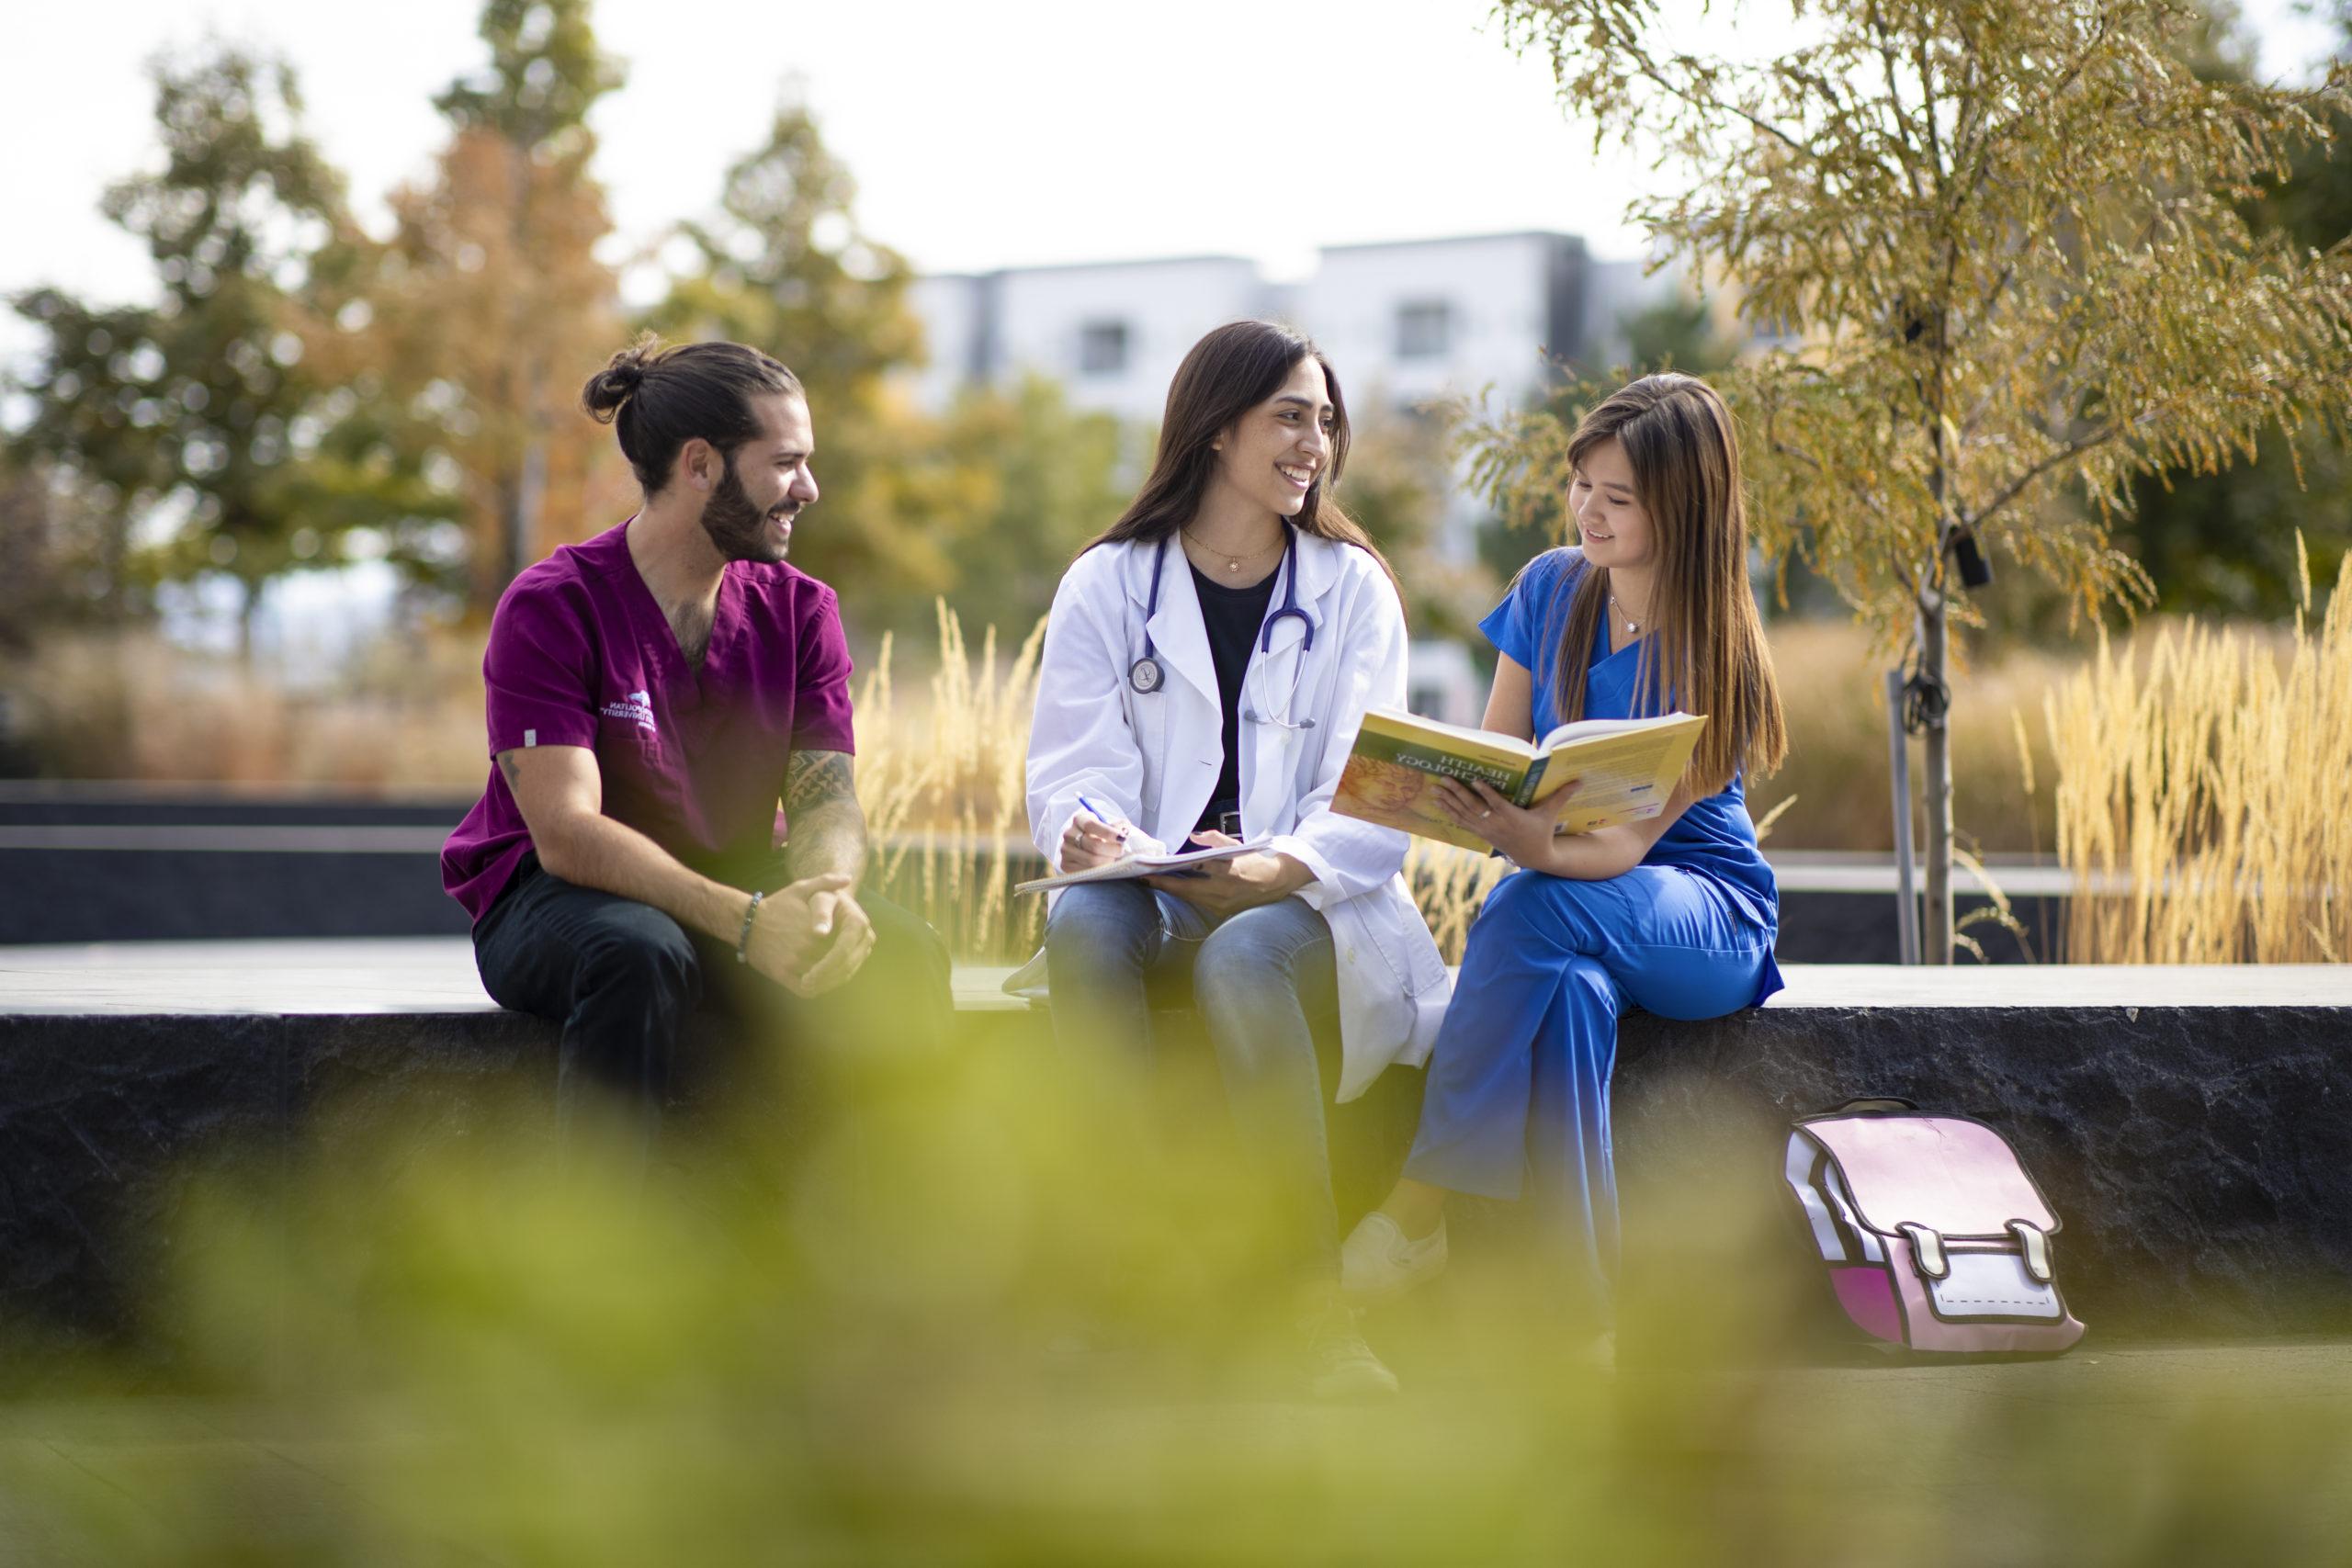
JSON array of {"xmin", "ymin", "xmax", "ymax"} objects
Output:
[{"xmin": 1782, "ymin": 1100, "xmax": 2086, "ymax": 1355}]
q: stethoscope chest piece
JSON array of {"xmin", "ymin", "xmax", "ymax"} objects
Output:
[{"xmin": 1131, "ymin": 527, "xmax": 1314, "ymax": 725}]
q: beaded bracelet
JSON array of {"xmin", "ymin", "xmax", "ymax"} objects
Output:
[{"xmin": 734, "ymin": 889, "xmax": 763, "ymax": 964}]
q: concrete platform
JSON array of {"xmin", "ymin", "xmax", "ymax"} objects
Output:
[
  {"xmin": 7, "ymin": 939, "xmax": 2346, "ymax": 1014},
  {"xmin": 0, "ymin": 939, "xmax": 1040, "ymax": 1014}
]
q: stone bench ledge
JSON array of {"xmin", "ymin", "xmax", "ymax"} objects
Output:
[{"xmin": 6, "ymin": 939, "xmax": 2349, "ymax": 1017}]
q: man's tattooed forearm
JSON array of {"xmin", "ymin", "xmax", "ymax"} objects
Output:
[
  {"xmin": 785, "ymin": 750, "xmax": 856, "ymax": 815},
  {"xmin": 785, "ymin": 750, "xmax": 866, "ymax": 880}
]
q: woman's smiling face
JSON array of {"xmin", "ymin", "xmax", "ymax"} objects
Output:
[
  {"xmin": 1569, "ymin": 435, "xmax": 1653, "ymax": 571},
  {"xmin": 1210, "ymin": 355, "xmax": 1336, "ymax": 520}
]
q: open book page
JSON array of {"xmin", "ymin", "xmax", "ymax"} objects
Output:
[
  {"xmin": 1361, "ymin": 709, "xmax": 1544, "ymax": 760},
  {"xmin": 1331, "ymin": 707, "xmax": 1705, "ymax": 851},
  {"xmin": 1015, "ymin": 839, "xmax": 1265, "ymax": 896},
  {"xmin": 1537, "ymin": 714, "xmax": 1680, "ymax": 748},
  {"xmin": 1522, "ymin": 712, "xmax": 1707, "ymax": 832}
]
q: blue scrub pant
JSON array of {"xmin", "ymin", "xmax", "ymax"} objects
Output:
[{"xmin": 1405, "ymin": 865, "xmax": 1775, "ymax": 1322}]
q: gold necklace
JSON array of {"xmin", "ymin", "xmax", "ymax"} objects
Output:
[{"xmin": 1183, "ymin": 526, "xmax": 1283, "ymax": 575}]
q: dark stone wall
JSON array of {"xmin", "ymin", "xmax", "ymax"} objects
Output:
[
  {"xmin": 0, "ymin": 794, "xmax": 473, "ymax": 943},
  {"xmin": 0, "ymin": 841, "xmax": 2053, "ymax": 958},
  {"xmin": 4, "ymin": 998, "xmax": 2346, "ymax": 1368},
  {"xmin": 0, "ymin": 849, "xmax": 474, "ymax": 942},
  {"xmin": 0, "ymin": 1011, "xmax": 547, "ymax": 1363}
]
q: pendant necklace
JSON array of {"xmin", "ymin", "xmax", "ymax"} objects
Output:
[
  {"xmin": 1610, "ymin": 593, "xmax": 1645, "ymax": 636},
  {"xmin": 1185, "ymin": 526, "xmax": 1283, "ymax": 575}
]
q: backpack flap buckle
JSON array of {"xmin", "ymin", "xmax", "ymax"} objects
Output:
[
  {"xmin": 1896, "ymin": 1223, "xmax": 1949, "ymax": 1280},
  {"xmin": 2008, "ymin": 1219, "xmax": 2054, "ymax": 1283}
]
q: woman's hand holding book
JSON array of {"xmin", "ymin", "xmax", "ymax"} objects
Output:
[
  {"xmin": 1431, "ymin": 775, "xmax": 1585, "ymax": 872},
  {"xmin": 1143, "ymin": 829, "xmax": 1315, "ymax": 915}
]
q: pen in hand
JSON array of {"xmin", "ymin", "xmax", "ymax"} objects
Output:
[
  {"xmin": 1075, "ymin": 794, "xmax": 1133, "ymax": 845},
  {"xmin": 1062, "ymin": 793, "xmax": 1142, "ymax": 873}
]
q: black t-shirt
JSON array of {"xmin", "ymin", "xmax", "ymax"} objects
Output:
[{"xmin": 1191, "ymin": 562, "xmax": 1278, "ymax": 836}]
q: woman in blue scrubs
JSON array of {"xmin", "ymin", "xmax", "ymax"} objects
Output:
[{"xmin": 1339, "ymin": 373, "xmax": 1788, "ymax": 1325}]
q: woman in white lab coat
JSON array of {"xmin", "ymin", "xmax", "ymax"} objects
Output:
[{"xmin": 1023, "ymin": 319, "xmax": 1450, "ymax": 1398}]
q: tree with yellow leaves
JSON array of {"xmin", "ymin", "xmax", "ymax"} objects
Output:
[
  {"xmin": 1479, "ymin": 0, "xmax": 2352, "ymax": 961},
  {"xmin": 335, "ymin": 0, "xmax": 629, "ymax": 615}
]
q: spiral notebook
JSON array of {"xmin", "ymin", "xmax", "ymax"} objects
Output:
[{"xmin": 1014, "ymin": 839, "xmax": 1264, "ymax": 895}]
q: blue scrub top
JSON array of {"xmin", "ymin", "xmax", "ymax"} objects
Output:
[{"xmin": 1480, "ymin": 547, "xmax": 1782, "ymax": 942}]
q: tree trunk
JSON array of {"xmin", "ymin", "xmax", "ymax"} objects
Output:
[
  {"xmin": 1918, "ymin": 594, "xmax": 1955, "ymax": 964},
  {"xmin": 506, "ymin": 434, "xmax": 546, "ymax": 592},
  {"xmin": 235, "ymin": 576, "xmax": 260, "ymax": 666}
]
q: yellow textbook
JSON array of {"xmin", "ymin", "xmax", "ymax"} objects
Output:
[{"xmin": 1331, "ymin": 708, "xmax": 1706, "ymax": 852}]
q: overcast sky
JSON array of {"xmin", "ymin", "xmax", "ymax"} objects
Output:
[{"xmin": 3, "ymin": 0, "xmax": 2337, "ymax": 376}]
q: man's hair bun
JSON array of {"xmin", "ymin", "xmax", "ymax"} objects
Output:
[{"xmin": 581, "ymin": 335, "xmax": 659, "ymax": 422}]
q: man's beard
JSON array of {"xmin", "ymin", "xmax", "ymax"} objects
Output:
[{"xmin": 700, "ymin": 458, "xmax": 793, "ymax": 563}]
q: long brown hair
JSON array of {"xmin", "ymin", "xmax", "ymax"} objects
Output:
[
  {"xmin": 1546, "ymin": 373, "xmax": 1785, "ymax": 793},
  {"xmin": 1083, "ymin": 320, "xmax": 1401, "ymax": 600}
]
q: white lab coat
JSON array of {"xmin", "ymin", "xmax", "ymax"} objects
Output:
[{"xmin": 1024, "ymin": 528, "xmax": 1453, "ymax": 1101}]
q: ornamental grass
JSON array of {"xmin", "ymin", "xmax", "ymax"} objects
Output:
[{"xmin": 2047, "ymin": 543, "xmax": 2348, "ymax": 964}]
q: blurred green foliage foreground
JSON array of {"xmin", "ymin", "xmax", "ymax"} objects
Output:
[{"xmin": 5, "ymin": 1024, "xmax": 2349, "ymax": 1565}]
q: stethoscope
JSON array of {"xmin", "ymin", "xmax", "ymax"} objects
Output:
[{"xmin": 1128, "ymin": 528, "xmax": 1317, "ymax": 729}]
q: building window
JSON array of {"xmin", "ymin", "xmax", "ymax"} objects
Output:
[
  {"xmin": 1395, "ymin": 299, "xmax": 1453, "ymax": 360},
  {"xmin": 1079, "ymin": 320, "xmax": 1130, "ymax": 377}
]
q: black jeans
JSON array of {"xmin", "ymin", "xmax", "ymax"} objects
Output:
[{"xmin": 472, "ymin": 852, "xmax": 952, "ymax": 1138}]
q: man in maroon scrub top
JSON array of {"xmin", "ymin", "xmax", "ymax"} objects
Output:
[{"xmin": 441, "ymin": 337, "xmax": 950, "ymax": 1133}]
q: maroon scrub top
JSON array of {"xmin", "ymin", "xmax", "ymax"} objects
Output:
[{"xmin": 440, "ymin": 519, "xmax": 857, "ymax": 921}]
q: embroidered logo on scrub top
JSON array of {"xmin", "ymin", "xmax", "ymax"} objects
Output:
[{"xmin": 600, "ymin": 690, "xmax": 657, "ymax": 733}]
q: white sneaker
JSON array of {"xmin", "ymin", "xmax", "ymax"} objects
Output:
[
  {"xmin": 1340, "ymin": 1211, "xmax": 1449, "ymax": 1303},
  {"xmin": 1299, "ymin": 1292, "xmax": 1399, "ymax": 1400}
]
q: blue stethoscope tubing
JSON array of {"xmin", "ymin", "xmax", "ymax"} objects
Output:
[{"xmin": 1127, "ymin": 528, "xmax": 1316, "ymax": 724}]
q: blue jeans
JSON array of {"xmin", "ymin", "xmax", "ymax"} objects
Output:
[{"xmin": 1043, "ymin": 880, "xmax": 1341, "ymax": 1277}]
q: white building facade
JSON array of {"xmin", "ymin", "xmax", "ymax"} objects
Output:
[
  {"xmin": 910, "ymin": 231, "xmax": 1681, "ymax": 431},
  {"xmin": 909, "ymin": 255, "xmax": 1268, "ymax": 424},
  {"xmin": 1295, "ymin": 232, "xmax": 1588, "ymax": 416}
]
